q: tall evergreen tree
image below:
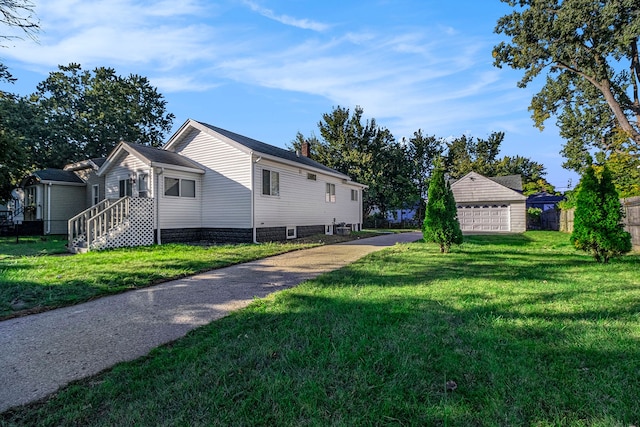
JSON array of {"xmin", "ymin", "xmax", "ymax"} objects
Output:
[
  {"xmin": 423, "ymin": 167, "xmax": 462, "ymax": 253},
  {"xmin": 571, "ymin": 163, "xmax": 632, "ymax": 263}
]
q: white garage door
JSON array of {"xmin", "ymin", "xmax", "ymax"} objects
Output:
[{"xmin": 457, "ymin": 204, "xmax": 510, "ymax": 232}]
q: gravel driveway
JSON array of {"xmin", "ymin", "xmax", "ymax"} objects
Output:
[{"xmin": 0, "ymin": 232, "xmax": 421, "ymax": 412}]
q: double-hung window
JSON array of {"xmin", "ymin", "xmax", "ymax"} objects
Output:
[
  {"xmin": 351, "ymin": 189, "xmax": 358, "ymax": 201},
  {"xmin": 325, "ymin": 183, "xmax": 336, "ymax": 203},
  {"xmin": 262, "ymin": 169, "xmax": 280, "ymax": 196},
  {"xmin": 164, "ymin": 177, "xmax": 196, "ymax": 198}
]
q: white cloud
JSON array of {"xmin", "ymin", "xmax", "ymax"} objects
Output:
[{"xmin": 242, "ymin": 0, "xmax": 330, "ymax": 32}]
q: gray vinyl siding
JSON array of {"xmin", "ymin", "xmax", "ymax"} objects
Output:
[
  {"xmin": 171, "ymin": 129, "xmax": 252, "ymax": 228},
  {"xmin": 45, "ymin": 185, "xmax": 86, "ymax": 235},
  {"xmin": 254, "ymin": 159, "xmax": 361, "ymax": 228},
  {"xmin": 508, "ymin": 201, "xmax": 527, "ymax": 232}
]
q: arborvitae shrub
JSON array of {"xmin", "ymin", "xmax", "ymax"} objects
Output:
[
  {"xmin": 423, "ymin": 168, "xmax": 463, "ymax": 253},
  {"xmin": 571, "ymin": 164, "xmax": 632, "ymax": 263}
]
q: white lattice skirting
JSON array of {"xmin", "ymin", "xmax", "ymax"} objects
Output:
[{"xmin": 91, "ymin": 198, "xmax": 154, "ymax": 250}]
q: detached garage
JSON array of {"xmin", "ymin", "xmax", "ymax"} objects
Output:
[{"xmin": 450, "ymin": 172, "xmax": 527, "ymax": 233}]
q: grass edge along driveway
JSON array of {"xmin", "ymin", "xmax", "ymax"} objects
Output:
[
  {"xmin": 2, "ymin": 231, "xmax": 639, "ymax": 425},
  {"xmin": 0, "ymin": 241, "xmax": 319, "ymax": 319}
]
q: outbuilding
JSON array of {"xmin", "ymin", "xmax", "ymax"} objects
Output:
[{"xmin": 450, "ymin": 172, "xmax": 527, "ymax": 233}]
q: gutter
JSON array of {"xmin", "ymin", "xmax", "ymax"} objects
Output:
[{"xmin": 250, "ymin": 151, "xmax": 258, "ymax": 244}]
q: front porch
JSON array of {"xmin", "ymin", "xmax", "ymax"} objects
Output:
[{"xmin": 68, "ymin": 197, "xmax": 154, "ymax": 253}]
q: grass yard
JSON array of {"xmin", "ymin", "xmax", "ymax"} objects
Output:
[
  {"xmin": 0, "ymin": 236, "xmax": 68, "ymax": 258},
  {"xmin": 2, "ymin": 232, "xmax": 640, "ymax": 425},
  {"xmin": 0, "ymin": 241, "xmax": 318, "ymax": 319}
]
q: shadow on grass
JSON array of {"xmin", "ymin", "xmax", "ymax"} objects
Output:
[{"xmin": 4, "ymin": 286, "xmax": 638, "ymax": 426}]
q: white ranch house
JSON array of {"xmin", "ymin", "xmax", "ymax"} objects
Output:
[{"xmin": 68, "ymin": 119, "xmax": 366, "ymax": 252}]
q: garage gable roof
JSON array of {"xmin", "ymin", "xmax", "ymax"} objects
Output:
[{"xmin": 450, "ymin": 172, "xmax": 526, "ymax": 203}]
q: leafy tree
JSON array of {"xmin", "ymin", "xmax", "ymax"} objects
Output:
[
  {"xmin": 571, "ymin": 163, "xmax": 632, "ymax": 263},
  {"xmin": 445, "ymin": 132, "xmax": 505, "ymax": 178},
  {"xmin": 406, "ymin": 130, "xmax": 445, "ymax": 223},
  {"xmin": 0, "ymin": 94, "xmax": 37, "ymax": 200},
  {"xmin": 0, "ymin": 0, "xmax": 39, "ymax": 201},
  {"xmin": 445, "ymin": 131, "xmax": 553, "ymax": 194},
  {"xmin": 0, "ymin": 0, "xmax": 39, "ymax": 84},
  {"xmin": 493, "ymin": 0, "xmax": 640, "ymax": 174},
  {"xmin": 293, "ymin": 106, "xmax": 418, "ymax": 217},
  {"xmin": 27, "ymin": 63, "xmax": 175, "ymax": 167},
  {"xmin": 423, "ymin": 166, "xmax": 463, "ymax": 253}
]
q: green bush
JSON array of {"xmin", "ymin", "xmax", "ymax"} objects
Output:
[
  {"xmin": 423, "ymin": 167, "xmax": 462, "ymax": 253},
  {"xmin": 571, "ymin": 164, "xmax": 632, "ymax": 263}
]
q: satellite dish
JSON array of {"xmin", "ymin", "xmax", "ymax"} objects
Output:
[{"xmin": 11, "ymin": 188, "xmax": 24, "ymax": 201}]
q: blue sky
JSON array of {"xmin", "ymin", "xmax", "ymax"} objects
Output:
[{"xmin": 3, "ymin": 0, "xmax": 579, "ymax": 190}]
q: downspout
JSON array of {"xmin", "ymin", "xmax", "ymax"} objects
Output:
[
  {"xmin": 250, "ymin": 151, "xmax": 258, "ymax": 243},
  {"xmin": 46, "ymin": 182, "xmax": 52, "ymax": 234},
  {"xmin": 359, "ymin": 188, "xmax": 363, "ymax": 231},
  {"xmin": 156, "ymin": 167, "xmax": 163, "ymax": 245}
]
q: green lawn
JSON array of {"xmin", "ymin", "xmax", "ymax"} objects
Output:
[
  {"xmin": 0, "ymin": 241, "xmax": 317, "ymax": 319},
  {"xmin": 2, "ymin": 232, "xmax": 639, "ymax": 425},
  {"xmin": 0, "ymin": 236, "xmax": 68, "ymax": 258}
]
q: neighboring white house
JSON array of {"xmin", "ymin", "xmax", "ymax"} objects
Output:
[
  {"xmin": 450, "ymin": 172, "xmax": 527, "ymax": 233},
  {"xmin": 70, "ymin": 119, "xmax": 366, "ymax": 251}
]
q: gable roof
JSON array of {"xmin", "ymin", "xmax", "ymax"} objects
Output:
[
  {"xmin": 23, "ymin": 169, "xmax": 85, "ymax": 186},
  {"xmin": 488, "ymin": 175, "xmax": 523, "ymax": 192},
  {"xmin": 165, "ymin": 119, "xmax": 356, "ymax": 182},
  {"xmin": 98, "ymin": 141, "xmax": 204, "ymax": 176},
  {"xmin": 450, "ymin": 171, "xmax": 526, "ymax": 202}
]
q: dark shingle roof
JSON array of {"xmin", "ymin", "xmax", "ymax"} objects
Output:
[
  {"xmin": 488, "ymin": 175, "xmax": 523, "ymax": 192},
  {"xmin": 125, "ymin": 142, "xmax": 203, "ymax": 170},
  {"xmin": 527, "ymin": 192, "xmax": 564, "ymax": 203},
  {"xmin": 196, "ymin": 121, "xmax": 348, "ymax": 177},
  {"xmin": 91, "ymin": 158, "xmax": 107, "ymax": 167},
  {"xmin": 33, "ymin": 169, "xmax": 85, "ymax": 184}
]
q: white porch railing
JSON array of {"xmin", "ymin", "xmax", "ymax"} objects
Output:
[{"xmin": 68, "ymin": 197, "xmax": 130, "ymax": 252}]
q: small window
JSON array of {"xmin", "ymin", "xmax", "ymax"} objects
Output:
[
  {"xmin": 351, "ymin": 189, "xmax": 358, "ymax": 201},
  {"xmin": 325, "ymin": 183, "xmax": 336, "ymax": 203},
  {"xmin": 262, "ymin": 169, "xmax": 280, "ymax": 196},
  {"xmin": 307, "ymin": 173, "xmax": 316, "ymax": 181},
  {"xmin": 138, "ymin": 173, "xmax": 149, "ymax": 198},
  {"xmin": 164, "ymin": 177, "xmax": 196, "ymax": 198},
  {"xmin": 119, "ymin": 179, "xmax": 133, "ymax": 197},
  {"xmin": 181, "ymin": 179, "xmax": 196, "ymax": 198},
  {"xmin": 164, "ymin": 177, "xmax": 180, "ymax": 197},
  {"xmin": 92, "ymin": 185, "xmax": 99, "ymax": 205}
]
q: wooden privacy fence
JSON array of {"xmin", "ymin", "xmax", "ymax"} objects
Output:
[{"xmin": 560, "ymin": 196, "xmax": 640, "ymax": 248}]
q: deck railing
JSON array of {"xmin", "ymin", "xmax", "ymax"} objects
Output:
[{"xmin": 68, "ymin": 197, "xmax": 130, "ymax": 250}]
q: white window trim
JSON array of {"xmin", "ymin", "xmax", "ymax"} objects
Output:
[
  {"xmin": 286, "ymin": 226, "xmax": 297, "ymax": 239},
  {"xmin": 163, "ymin": 176, "xmax": 197, "ymax": 198},
  {"xmin": 262, "ymin": 169, "xmax": 280, "ymax": 197},
  {"xmin": 325, "ymin": 183, "xmax": 336, "ymax": 203}
]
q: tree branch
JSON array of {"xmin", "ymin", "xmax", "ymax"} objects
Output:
[{"xmin": 630, "ymin": 37, "xmax": 640, "ymax": 124}]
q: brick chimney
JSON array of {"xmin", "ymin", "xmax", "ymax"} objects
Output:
[{"xmin": 301, "ymin": 141, "xmax": 311, "ymax": 158}]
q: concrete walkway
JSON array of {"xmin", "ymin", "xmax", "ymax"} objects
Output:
[{"xmin": 0, "ymin": 232, "xmax": 421, "ymax": 412}]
